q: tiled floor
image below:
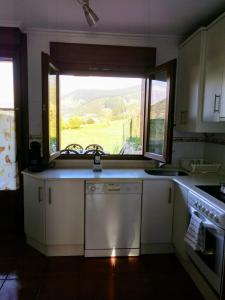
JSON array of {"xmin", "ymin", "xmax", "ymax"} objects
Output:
[{"xmin": 0, "ymin": 237, "xmax": 204, "ymax": 300}]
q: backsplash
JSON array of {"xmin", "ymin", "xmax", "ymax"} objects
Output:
[
  {"xmin": 29, "ymin": 133, "xmax": 225, "ymax": 171},
  {"xmin": 173, "ymin": 133, "xmax": 225, "ymax": 174}
]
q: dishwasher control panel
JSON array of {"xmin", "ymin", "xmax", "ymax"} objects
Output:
[{"xmin": 86, "ymin": 182, "xmax": 142, "ymax": 194}]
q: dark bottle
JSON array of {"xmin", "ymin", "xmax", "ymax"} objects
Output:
[{"xmin": 93, "ymin": 146, "xmax": 102, "ymax": 172}]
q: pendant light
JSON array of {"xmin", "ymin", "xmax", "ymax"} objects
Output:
[{"xmin": 77, "ymin": 0, "xmax": 99, "ymax": 27}]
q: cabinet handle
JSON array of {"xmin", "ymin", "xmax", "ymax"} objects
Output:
[
  {"xmin": 168, "ymin": 187, "xmax": 172, "ymax": 204},
  {"xmin": 214, "ymin": 94, "xmax": 221, "ymax": 112},
  {"xmin": 180, "ymin": 110, "xmax": 187, "ymax": 125},
  {"xmin": 38, "ymin": 187, "xmax": 42, "ymax": 202},
  {"xmin": 48, "ymin": 188, "xmax": 52, "ymax": 204}
]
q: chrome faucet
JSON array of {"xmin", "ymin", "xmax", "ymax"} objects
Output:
[{"xmin": 158, "ymin": 161, "xmax": 166, "ymax": 168}]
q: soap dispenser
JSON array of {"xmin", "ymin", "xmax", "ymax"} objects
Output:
[{"xmin": 93, "ymin": 146, "xmax": 102, "ymax": 172}]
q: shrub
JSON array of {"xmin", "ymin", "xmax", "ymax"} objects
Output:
[
  {"xmin": 86, "ymin": 118, "xmax": 95, "ymax": 124},
  {"xmin": 67, "ymin": 116, "xmax": 82, "ymax": 129}
]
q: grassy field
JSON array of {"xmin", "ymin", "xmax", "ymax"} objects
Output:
[{"xmin": 60, "ymin": 119, "xmax": 131, "ymax": 154}]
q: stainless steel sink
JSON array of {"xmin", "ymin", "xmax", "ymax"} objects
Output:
[{"xmin": 144, "ymin": 169, "xmax": 188, "ymax": 176}]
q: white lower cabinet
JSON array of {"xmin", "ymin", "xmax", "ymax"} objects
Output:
[
  {"xmin": 45, "ymin": 180, "xmax": 84, "ymax": 253},
  {"xmin": 24, "ymin": 174, "xmax": 189, "ymax": 258},
  {"xmin": 172, "ymin": 183, "xmax": 188, "ymax": 261},
  {"xmin": 141, "ymin": 180, "xmax": 174, "ymax": 254},
  {"xmin": 24, "ymin": 175, "xmax": 45, "ymax": 245},
  {"xmin": 24, "ymin": 175, "xmax": 84, "ymax": 256}
]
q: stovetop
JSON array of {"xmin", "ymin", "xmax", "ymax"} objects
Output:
[{"xmin": 196, "ymin": 185, "xmax": 225, "ymax": 204}]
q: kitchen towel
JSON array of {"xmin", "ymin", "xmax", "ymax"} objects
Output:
[{"xmin": 184, "ymin": 212, "xmax": 205, "ymax": 252}]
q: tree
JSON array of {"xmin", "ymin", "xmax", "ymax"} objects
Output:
[{"xmin": 67, "ymin": 116, "xmax": 82, "ymax": 129}]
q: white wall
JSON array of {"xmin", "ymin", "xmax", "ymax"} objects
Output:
[{"xmin": 26, "ymin": 28, "xmax": 180, "ymax": 138}]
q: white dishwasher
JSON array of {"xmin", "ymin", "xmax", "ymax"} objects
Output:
[{"xmin": 85, "ymin": 181, "xmax": 142, "ymax": 257}]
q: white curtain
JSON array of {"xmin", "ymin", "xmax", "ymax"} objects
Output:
[{"xmin": 0, "ymin": 109, "xmax": 19, "ymax": 190}]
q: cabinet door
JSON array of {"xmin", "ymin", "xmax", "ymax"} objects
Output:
[
  {"xmin": 175, "ymin": 30, "xmax": 204, "ymax": 131},
  {"xmin": 24, "ymin": 175, "xmax": 45, "ymax": 244},
  {"xmin": 172, "ymin": 184, "xmax": 188, "ymax": 260},
  {"xmin": 45, "ymin": 180, "xmax": 84, "ymax": 245},
  {"xmin": 141, "ymin": 180, "xmax": 173, "ymax": 244},
  {"xmin": 220, "ymin": 64, "xmax": 225, "ymax": 119},
  {"xmin": 203, "ymin": 17, "xmax": 225, "ymax": 122}
]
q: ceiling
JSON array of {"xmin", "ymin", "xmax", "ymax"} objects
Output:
[{"xmin": 1, "ymin": 0, "xmax": 225, "ymax": 37}]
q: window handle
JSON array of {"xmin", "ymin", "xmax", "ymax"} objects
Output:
[
  {"xmin": 180, "ymin": 110, "xmax": 187, "ymax": 124},
  {"xmin": 214, "ymin": 94, "xmax": 221, "ymax": 112}
]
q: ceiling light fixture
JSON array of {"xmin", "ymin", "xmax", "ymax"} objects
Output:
[{"xmin": 77, "ymin": 0, "xmax": 99, "ymax": 27}]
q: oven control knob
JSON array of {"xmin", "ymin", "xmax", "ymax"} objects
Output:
[
  {"xmin": 198, "ymin": 204, "xmax": 202, "ymax": 209},
  {"xmin": 213, "ymin": 215, "xmax": 218, "ymax": 222},
  {"xmin": 201, "ymin": 207, "xmax": 205, "ymax": 212},
  {"xmin": 209, "ymin": 212, "xmax": 214, "ymax": 218},
  {"xmin": 195, "ymin": 201, "xmax": 198, "ymax": 207},
  {"xmin": 205, "ymin": 209, "xmax": 209, "ymax": 215}
]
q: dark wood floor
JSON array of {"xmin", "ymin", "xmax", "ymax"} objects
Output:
[{"xmin": 0, "ymin": 237, "xmax": 204, "ymax": 300}]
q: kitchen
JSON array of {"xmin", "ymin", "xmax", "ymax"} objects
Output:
[{"xmin": 1, "ymin": 1, "xmax": 225, "ymax": 299}]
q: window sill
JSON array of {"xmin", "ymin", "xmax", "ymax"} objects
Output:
[{"xmin": 57, "ymin": 154, "xmax": 150, "ymax": 160}]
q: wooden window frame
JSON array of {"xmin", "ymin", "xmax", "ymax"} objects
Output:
[
  {"xmin": 0, "ymin": 27, "xmax": 28, "ymax": 234},
  {"xmin": 42, "ymin": 52, "xmax": 60, "ymax": 162},
  {"xmin": 144, "ymin": 60, "xmax": 176, "ymax": 163},
  {"xmin": 42, "ymin": 43, "xmax": 176, "ymax": 162}
]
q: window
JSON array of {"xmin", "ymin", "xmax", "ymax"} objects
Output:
[
  {"xmin": 0, "ymin": 59, "xmax": 18, "ymax": 190},
  {"xmin": 42, "ymin": 44, "xmax": 176, "ymax": 162},
  {"xmin": 60, "ymin": 75, "xmax": 145, "ymax": 155}
]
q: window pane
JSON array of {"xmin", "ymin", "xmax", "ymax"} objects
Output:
[
  {"xmin": 0, "ymin": 60, "xmax": 18, "ymax": 190},
  {"xmin": 0, "ymin": 61, "xmax": 14, "ymax": 109},
  {"xmin": 60, "ymin": 76, "xmax": 144, "ymax": 155},
  {"xmin": 49, "ymin": 73, "xmax": 57, "ymax": 155},
  {"xmin": 148, "ymin": 72, "xmax": 167, "ymax": 155}
]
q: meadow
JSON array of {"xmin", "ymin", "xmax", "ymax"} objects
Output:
[{"xmin": 60, "ymin": 119, "xmax": 132, "ymax": 154}]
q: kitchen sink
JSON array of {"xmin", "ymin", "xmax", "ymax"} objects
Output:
[{"xmin": 144, "ymin": 169, "xmax": 188, "ymax": 176}]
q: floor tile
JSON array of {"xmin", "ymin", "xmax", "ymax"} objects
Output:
[
  {"xmin": 37, "ymin": 277, "xmax": 77, "ymax": 300},
  {"xmin": 0, "ymin": 279, "xmax": 40, "ymax": 300},
  {"xmin": 44, "ymin": 256, "xmax": 82, "ymax": 278},
  {"xmin": 0, "ymin": 259, "xmax": 16, "ymax": 280},
  {"xmin": 0, "ymin": 238, "xmax": 204, "ymax": 300},
  {"xmin": 7, "ymin": 257, "xmax": 46, "ymax": 280}
]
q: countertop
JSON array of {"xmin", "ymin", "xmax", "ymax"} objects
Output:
[
  {"xmin": 22, "ymin": 168, "xmax": 225, "ymax": 211},
  {"xmin": 22, "ymin": 168, "xmax": 165, "ymax": 180}
]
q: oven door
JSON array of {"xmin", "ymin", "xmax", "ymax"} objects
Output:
[{"xmin": 185, "ymin": 206, "xmax": 225, "ymax": 295}]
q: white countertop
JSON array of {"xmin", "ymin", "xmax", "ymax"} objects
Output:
[
  {"xmin": 22, "ymin": 168, "xmax": 164, "ymax": 180},
  {"xmin": 22, "ymin": 168, "xmax": 225, "ymax": 211}
]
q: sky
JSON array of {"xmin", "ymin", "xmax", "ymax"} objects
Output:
[
  {"xmin": 60, "ymin": 75, "xmax": 143, "ymax": 97},
  {"xmin": 0, "ymin": 61, "xmax": 14, "ymax": 108}
]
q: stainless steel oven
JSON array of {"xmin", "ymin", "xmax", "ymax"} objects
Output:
[{"xmin": 186, "ymin": 192, "xmax": 225, "ymax": 296}]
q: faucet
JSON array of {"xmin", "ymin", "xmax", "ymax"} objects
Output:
[{"xmin": 158, "ymin": 161, "xmax": 166, "ymax": 168}]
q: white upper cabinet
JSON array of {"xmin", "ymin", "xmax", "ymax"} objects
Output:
[
  {"xmin": 203, "ymin": 15, "xmax": 225, "ymax": 122},
  {"xmin": 175, "ymin": 29, "xmax": 206, "ymax": 132},
  {"xmin": 175, "ymin": 13, "xmax": 225, "ymax": 133}
]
